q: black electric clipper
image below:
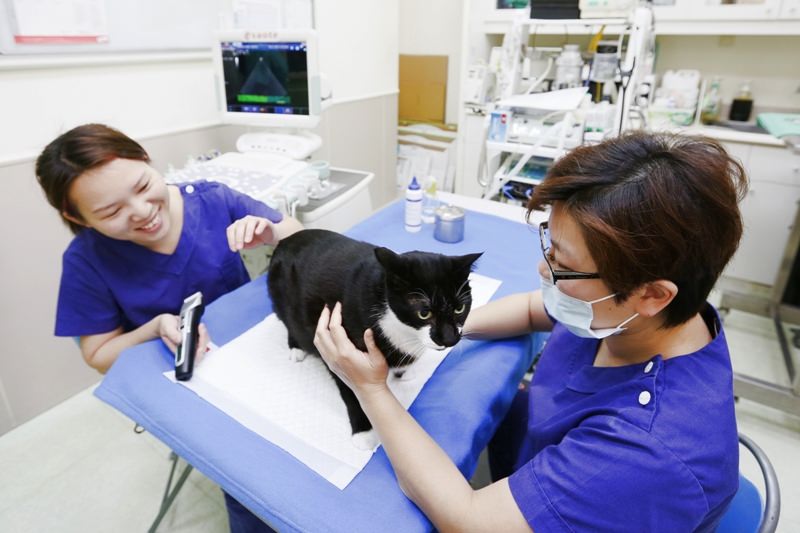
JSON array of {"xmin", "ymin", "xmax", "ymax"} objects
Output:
[{"xmin": 175, "ymin": 291, "xmax": 204, "ymax": 381}]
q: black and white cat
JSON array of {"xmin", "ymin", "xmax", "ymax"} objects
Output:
[{"xmin": 267, "ymin": 229, "xmax": 481, "ymax": 446}]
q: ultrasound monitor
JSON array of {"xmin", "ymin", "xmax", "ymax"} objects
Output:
[{"xmin": 214, "ymin": 30, "xmax": 321, "ymax": 129}]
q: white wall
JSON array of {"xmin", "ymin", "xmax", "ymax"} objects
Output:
[
  {"xmin": 318, "ymin": 0, "xmax": 398, "ymax": 102},
  {"xmin": 0, "ymin": 0, "xmax": 400, "ymax": 164},
  {"xmin": 399, "ymin": 0, "xmax": 463, "ymax": 124},
  {"xmin": 0, "ymin": 54, "xmax": 220, "ymax": 164},
  {"xmin": 0, "ymin": 0, "xmax": 399, "ymax": 434}
]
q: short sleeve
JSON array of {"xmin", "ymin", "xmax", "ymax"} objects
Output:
[
  {"xmin": 218, "ymin": 182, "xmax": 283, "ymax": 223},
  {"xmin": 508, "ymin": 418, "xmax": 708, "ymax": 533},
  {"xmin": 55, "ymin": 249, "xmax": 121, "ymax": 337}
]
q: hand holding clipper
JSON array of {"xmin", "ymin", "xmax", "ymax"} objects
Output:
[{"xmin": 175, "ymin": 291, "xmax": 204, "ymax": 381}]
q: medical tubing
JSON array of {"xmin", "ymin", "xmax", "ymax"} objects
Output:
[
  {"xmin": 525, "ymin": 56, "xmax": 554, "ymax": 95},
  {"xmin": 477, "ymin": 106, "xmax": 494, "ymax": 189}
]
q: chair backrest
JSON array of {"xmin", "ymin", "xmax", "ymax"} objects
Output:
[{"xmin": 716, "ymin": 433, "xmax": 781, "ymax": 533}]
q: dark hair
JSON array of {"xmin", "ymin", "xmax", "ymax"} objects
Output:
[
  {"xmin": 527, "ymin": 131, "xmax": 748, "ymax": 327},
  {"xmin": 35, "ymin": 124, "xmax": 150, "ymax": 234}
]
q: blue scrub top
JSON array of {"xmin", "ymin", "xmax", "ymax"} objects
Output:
[
  {"xmin": 55, "ymin": 181, "xmax": 282, "ymax": 336},
  {"xmin": 508, "ymin": 304, "xmax": 739, "ymax": 532}
]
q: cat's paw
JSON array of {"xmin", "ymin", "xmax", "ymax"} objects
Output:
[
  {"xmin": 351, "ymin": 430, "xmax": 379, "ymax": 450},
  {"xmin": 289, "ymin": 348, "xmax": 308, "ymax": 362}
]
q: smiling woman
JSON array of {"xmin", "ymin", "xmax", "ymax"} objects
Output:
[
  {"xmin": 37, "ymin": 124, "xmax": 152, "ymax": 235},
  {"xmin": 34, "ymin": 123, "xmax": 304, "ymax": 532},
  {"xmin": 64, "ymin": 158, "xmax": 182, "ymax": 253},
  {"xmin": 34, "ymin": 123, "xmax": 303, "ymax": 372}
]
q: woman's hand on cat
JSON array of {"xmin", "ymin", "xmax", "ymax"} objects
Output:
[
  {"xmin": 226, "ymin": 215, "xmax": 278, "ymax": 251},
  {"xmin": 315, "ymin": 302, "xmax": 389, "ymax": 397}
]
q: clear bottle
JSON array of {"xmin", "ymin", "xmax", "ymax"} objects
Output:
[
  {"xmin": 554, "ymin": 44, "xmax": 583, "ymax": 90},
  {"xmin": 700, "ymin": 77, "xmax": 722, "ymax": 125},
  {"xmin": 588, "ymin": 41, "xmax": 618, "ymax": 103},
  {"xmin": 589, "ymin": 41, "xmax": 618, "ymax": 83},
  {"xmin": 728, "ymin": 81, "xmax": 754, "ymax": 122},
  {"xmin": 421, "ymin": 176, "xmax": 439, "ymax": 224},
  {"xmin": 405, "ymin": 176, "xmax": 422, "ymax": 233}
]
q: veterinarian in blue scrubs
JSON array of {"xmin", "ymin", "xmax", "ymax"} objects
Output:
[
  {"xmin": 314, "ymin": 132, "xmax": 746, "ymax": 532},
  {"xmin": 36, "ymin": 123, "xmax": 302, "ymax": 532}
]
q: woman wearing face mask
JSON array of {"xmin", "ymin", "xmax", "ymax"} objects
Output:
[{"xmin": 314, "ymin": 132, "xmax": 748, "ymax": 532}]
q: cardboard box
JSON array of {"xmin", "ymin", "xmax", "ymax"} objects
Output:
[{"xmin": 399, "ymin": 55, "xmax": 448, "ymax": 123}]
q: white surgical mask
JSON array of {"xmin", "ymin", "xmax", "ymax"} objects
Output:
[{"xmin": 541, "ymin": 275, "xmax": 638, "ymax": 339}]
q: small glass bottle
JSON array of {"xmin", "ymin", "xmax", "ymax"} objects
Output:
[
  {"xmin": 700, "ymin": 77, "xmax": 722, "ymax": 125},
  {"xmin": 729, "ymin": 81, "xmax": 754, "ymax": 122},
  {"xmin": 421, "ymin": 176, "xmax": 439, "ymax": 224}
]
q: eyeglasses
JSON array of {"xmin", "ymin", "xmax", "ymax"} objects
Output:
[{"xmin": 539, "ymin": 221, "xmax": 601, "ymax": 284}]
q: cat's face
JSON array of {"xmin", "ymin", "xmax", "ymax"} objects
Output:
[{"xmin": 375, "ymin": 248, "xmax": 482, "ymax": 353}]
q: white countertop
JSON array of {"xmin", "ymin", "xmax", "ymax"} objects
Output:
[
  {"xmin": 464, "ymin": 106, "xmax": 788, "ymax": 148},
  {"xmin": 672, "ymin": 125, "xmax": 786, "ymax": 148}
]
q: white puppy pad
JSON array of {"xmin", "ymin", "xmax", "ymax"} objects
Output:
[{"xmin": 166, "ymin": 273, "xmax": 501, "ymax": 489}]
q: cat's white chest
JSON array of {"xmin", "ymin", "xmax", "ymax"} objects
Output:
[{"xmin": 377, "ymin": 305, "xmax": 430, "ymax": 360}]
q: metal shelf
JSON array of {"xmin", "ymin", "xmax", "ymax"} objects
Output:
[
  {"xmin": 486, "ymin": 141, "xmax": 566, "ymax": 160},
  {"xmin": 483, "ymin": 17, "xmax": 631, "ymax": 35},
  {"xmin": 525, "ymin": 17, "xmax": 629, "ymax": 26}
]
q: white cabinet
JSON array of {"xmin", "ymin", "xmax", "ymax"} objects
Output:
[{"xmin": 722, "ymin": 141, "xmax": 800, "ymax": 286}]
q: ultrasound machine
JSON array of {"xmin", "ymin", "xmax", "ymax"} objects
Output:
[{"xmin": 167, "ymin": 29, "xmax": 373, "ymax": 231}]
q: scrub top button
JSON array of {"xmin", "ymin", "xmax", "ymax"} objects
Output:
[
  {"xmin": 644, "ymin": 361, "xmax": 654, "ymax": 373},
  {"xmin": 639, "ymin": 390, "xmax": 652, "ymax": 406},
  {"xmin": 185, "ymin": 184, "xmax": 195, "ymax": 194}
]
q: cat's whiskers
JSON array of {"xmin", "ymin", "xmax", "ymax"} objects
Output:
[
  {"xmin": 385, "ymin": 336, "xmax": 427, "ymax": 368},
  {"xmin": 394, "ymin": 343, "xmax": 426, "ymax": 369},
  {"xmin": 367, "ymin": 310, "xmax": 384, "ymax": 325},
  {"xmin": 455, "ymin": 280, "xmax": 472, "ymax": 304},
  {"xmin": 455, "ymin": 279, "xmax": 470, "ymax": 296}
]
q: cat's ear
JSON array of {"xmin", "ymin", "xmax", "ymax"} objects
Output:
[
  {"xmin": 455, "ymin": 252, "xmax": 483, "ymax": 271},
  {"xmin": 374, "ymin": 247, "xmax": 403, "ymax": 273}
]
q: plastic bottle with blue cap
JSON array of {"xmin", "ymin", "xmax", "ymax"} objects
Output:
[{"xmin": 405, "ymin": 176, "xmax": 422, "ymax": 233}]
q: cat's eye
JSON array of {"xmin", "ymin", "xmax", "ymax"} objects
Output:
[
  {"xmin": 417, "ymin": 310, "xmax": 432, "ymax": 320},
  {"xmin": 454, "ymin": 304, "xmax": 466, "ymax": 314}
]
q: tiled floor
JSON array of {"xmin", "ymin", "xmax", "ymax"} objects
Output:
[
  {"xmin": 1, "ymin": 306, "xmax": 798, "ymax": 532},
  {"xmin": 0, "ymin": 388, "xmax": 229, "ymax": 532},
  {"xmin": 723, "ymin": 309, "xmax": 800, "ymax": 533}
]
